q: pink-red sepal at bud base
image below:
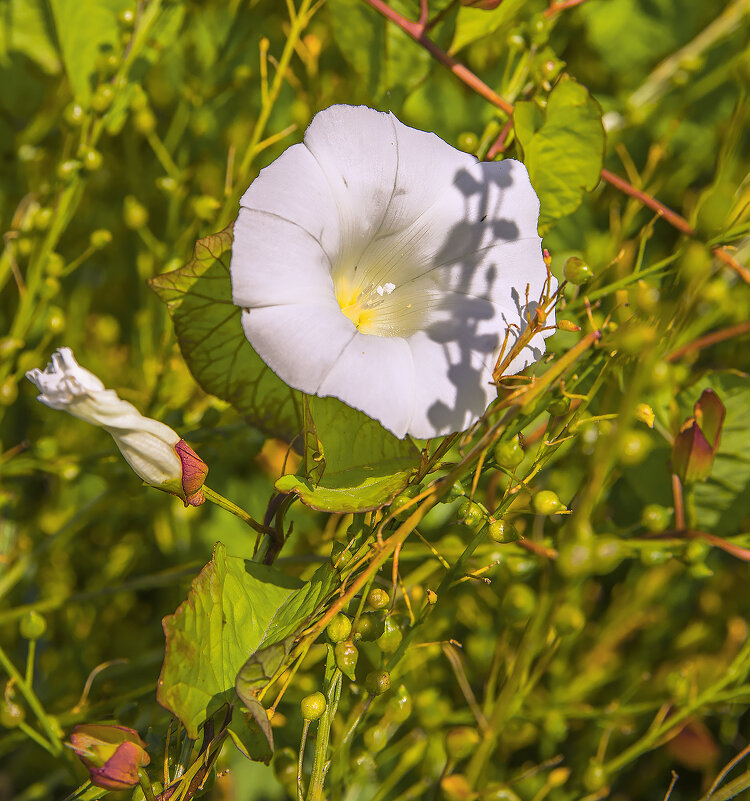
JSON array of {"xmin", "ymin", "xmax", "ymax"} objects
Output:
[
  {"xmin": 175, "ymin": 439, "xmax": 209, "ymax": 506},
  {"xmin": 69, "ymin": 724, "xmax": 150, "ymax": 791},
  {"xmin": 671, "ymin": 389, "xmax": 725, "ymax": 484}
]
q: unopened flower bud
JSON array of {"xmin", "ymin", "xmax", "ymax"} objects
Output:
[
  {"xmin": 26, "ymin": 348, "xmax": 208, "ymax": 505},
  {"xmin": 69, "ymin": 724, "xmax": 150, "ymax": 791},
  {"xmin": 557, "ymin": 319, "xmax": 580, "ymax": 333},
  {"xmin": 671, "ymin": 389, "xmax": 725, "ymax": 485}
]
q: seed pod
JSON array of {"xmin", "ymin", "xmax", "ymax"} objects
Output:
[
  {"xmin": 493, "ymin": 436, "xmax": 524, "ymax": 469},
  {"xmin": 532, "ymin": 490, "xmax": 562, "ymax": 515},
  {"xmin": 563, "ymin": 256, "xmax": 593, "ymax": 285},
  {"xmin": 326, "ymin": 613, "xmax": 352, "ymax": 644},
  {"xmin": 300, "ymin": 691, "xmax": 327, "ymax": 721},
  {"xmin": 366, "ymin": 588, "xmax": 390, "ymax": 610},
  {"xmin": 334, "ymin": 642, "xmax": 358, "ymax": 680},
  {"xmin": 365, "ymin": 670, "xmax": 391, "ymax": 696},
  {"xmin": 353, "ymin": 611, "xmax": 385, "ymax": 642},
  {"xmin": 20, "ymin": 611, "xmax": 47, "ymax": 640}
]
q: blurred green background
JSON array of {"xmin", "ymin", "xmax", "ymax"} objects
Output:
[{"xmin": 1, "ymin": 0, "xmax": 750, "ymax": 799}]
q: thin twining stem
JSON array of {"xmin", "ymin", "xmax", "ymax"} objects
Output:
[{"xmin": 360, "ymin": 0, "xmax": 748, "ymax": 284}]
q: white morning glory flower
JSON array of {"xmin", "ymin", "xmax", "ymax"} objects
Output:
[
  {"xmin": 230, "ymin": 104, "xmax": 555, "ymax": 439},
  {"xmin": 26, "ymin": 348, "xmax": 208, "ymax": 505}
]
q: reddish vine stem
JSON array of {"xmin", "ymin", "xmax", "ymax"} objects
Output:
[
  {"xmin": 486, "ymin": 117, "xmax": 514, "ymax": 160},
  {"xmin": 361, "ymin": 0, "xmax": 748, "ymax": 284},
  {"xmin": 544, "ymin": 0, "xmax": 590, "ymax": 17},
  {"xmin": 361, "ymin": 0, "xmax": 514, "ymax": 115},
  {"xmin": 666, "ymin": 320, "xmax": 750, "ymax": 362}
]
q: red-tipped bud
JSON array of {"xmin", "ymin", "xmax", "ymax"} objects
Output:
[
  {"xmin": 69, "ymin": 724, "xmax": 150, "ymax": 791},
  {"xmin": 557, "ymin": 319, "xmax": 580, "ymax": 333},
  {"xmin": 672, "ymin": 419, "xmax": 715, "ymax": 484},
  {"xmin": 175, "ymin": 439, "xmax": 209, "ymax": 506},
  {"xmin": 693, "ymin": 389, "xmax": 725, "ymax": 452},
  {"xmin": 671, "ymin": 389, "xmax": 725, "ymax": 484}
]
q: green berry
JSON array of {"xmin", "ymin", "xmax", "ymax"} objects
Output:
[
  {"xmin": 123, "ymin": 195, "xmax": 148, "ymax": 229},
  {"xmin": 445, "ymin": 726, "xmax": 480, "ymax": 760},
  {"xmin": 546, "ymin": 396, "xmax": 571, "ymax": 416},
  {"xmin": 334, "ymin": 641, "xmax": 358, "ymax": 680},
  {"xmin": 46, "ymin": 252, "xmax": 65, "ymax": 276},
  {"xmin": 363, "ymin": 724, "xmax": 388, "ymax": 752},
  {"xmin": 326, "ymin": 613, "xmax": 352, "ymax": 644},
  {"xmin": 457, "ymin": 132, "xmax": 479, "ymax": 153},
  {"xmin": 502, "ymin": 583, "xmax": 536, "ymax": 622},
  {"xmin": 118, "ymin": 8, "xmax": 136, "ymax": 27},
  {"xmin": 458, "ymin": 499, "xmax": 486, "ymax": 530},
  {"xmin": 556, "ymin": 539, "xmax": 596, "ymax": 579},
  {"xmin": 365, "ymin": 670, "xmax": 391, "ymax": 696},
  {"xmin": 0, "ymin": 378, "xmax": 18, "ymax": 407},
  {"xmin": 57, "ymin": 160, "xmax": 81, "ymax": 181},
  {"xmin": 528, "ymin": 13, "xmax": 550, "ymax": 45},
  {"xmin": 366, "ymin": 588, "xmax": 390, "ymax": 610},
  {"xmin": 91, "ymin": 84, "xmax": 114, "ymax": 113},
  {"xmin": 390, "ymin": 484, "xmax": 420, "ymax": 517},
  {"xmin": 0, "ymin": 700, "xmax": 25, "ymax": 728},
  {"xmin": 641, "ymin": 504, "xmax": 671, "ymax": 533},
  {"xmin": 493, "ymin": 437, "xmax": 524, "ymax": 469},
  {"xmin": 552, "ymin": 603, "xmax": 585, "ymax": 635},
  {"xmin": 89, "ymin": 229, "xmax": 113, "ymax": 250},
  {"xmin": 592, "ymin": 538, "xmax": 624, "ymax": 575},
  {"xmin": 481, "ymin": 784, "xmax": 521, "ymax": 801},
  {"xmin": 353, "ymin": 611, "xmax": 385, "ymax": 642},
  {"xmin": 300, "ymin": 691, "xmax": 326, "ymax": 721},
  {"xmin": 80, "ymin": 147, "xmax": 103, "ymax": 172},
  {"xmin": 273, "ymin": 747, "xmax": 297, "ymax": 786},
  {"xmin": 63, "ymin": 102, "xmax": 86, "ymax": 127},
  {"xmin": 532, "ymin": 490, "xmax": 562, "ymax": 515},
  {"xmin": 487, "ymin": 519, "xmax": 520, "ymax": 543},
  {"xmin": 33, "ymin": 207, "xmax": 53, "ymax": 231},
  {"xmin": 376, "ymin": 617, "xmax": 403, "ymax": 654},
  {"xmin": 47, "ymin": 307, "xmax": 65, "ymax": 335},
  {"xmin": 583, "ymin": 762, "xmax": 607, "ymax": 792},
  {"xmin": 386, "ymin": 684, "xmax": 412, "ymax": 722},
  {"xmin": 618, "ymin": 430, "xmax": 651, "ymax": 466},
  {"xmin": 563, "ymin": 256, "xmax": 593, "ymax": 285}
]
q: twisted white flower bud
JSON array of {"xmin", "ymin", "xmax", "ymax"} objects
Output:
[{"xmin": 26, "ymin": 348, "xmax": 207, "ymax": 505}]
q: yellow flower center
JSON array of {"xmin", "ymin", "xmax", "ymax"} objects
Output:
[{"xmin": 336, "ymin": 280, "xmax": 396, "ymax": 333}]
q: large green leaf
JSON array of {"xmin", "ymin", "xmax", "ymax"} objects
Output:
[
  {"xmin": 158, "ymin": 544, "xmax": 335, "ymax": 748},
  {"xmin": 48, "ymin": 0, "xmax": 129, "ymax": 104},
  {"xmin": 275, "ymin": 395, "xmax": 420, "ymax": 513},
  {"xmin": 150, "ymin": 226, "xmax": 302, "ymax": 440},
  {"xmin": 514, "ymin": 76, "xmax": 605, "ymax": 233}
]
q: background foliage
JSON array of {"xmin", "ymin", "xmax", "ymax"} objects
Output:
[{"xmin": 1, "ymin": 0, "xmax": 750, "ymax": 800}]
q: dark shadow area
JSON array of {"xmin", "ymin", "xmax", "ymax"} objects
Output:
[{"xmin": 423, "ymin": 160, "xmax": 539, "ymax": 433}]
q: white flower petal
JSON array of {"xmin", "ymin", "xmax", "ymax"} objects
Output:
[
  {"xmin": 406, "ymin": 331, "xmax": 495, "ymax": 440},
  {"xmin": 316, "ymin": 333, "xmax": 415, "ymax": 438},
  {"xmin": 231, "ymin": 208, "xmax": 336, "ymax": 308},
  {"xmin": 230, "ymin": 105, "xmax": 555, "ymax": 439},
  {"xmin": 240, "ymin": 302, "xmax": 357, "ymax": 392},
  {"xmin": 239, "ymin": 142, "xmax": 340, "ymax": 259},
  {"xmin": 303, "ymin": 105, "xmax": 399, "ymax": 271}
]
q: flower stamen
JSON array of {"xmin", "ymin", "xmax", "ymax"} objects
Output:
[{"xmin": 337, "ymin": 281, "xmax": 397, "ymax": 330}]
